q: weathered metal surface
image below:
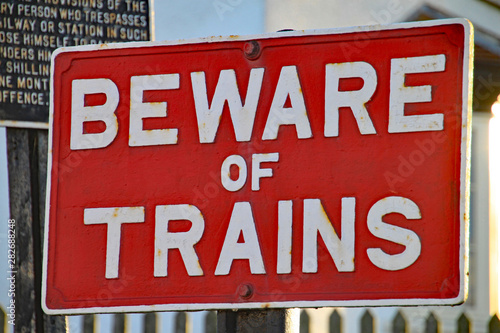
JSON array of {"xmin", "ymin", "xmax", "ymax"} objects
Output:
[{"xmin": 43, "ymin": 19, "xmax": 472, "ymax": 313}]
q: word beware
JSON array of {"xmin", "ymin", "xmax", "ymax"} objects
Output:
[{"xmin": 70, "ymin": 54, "xmax": 445, "ymax": 150}]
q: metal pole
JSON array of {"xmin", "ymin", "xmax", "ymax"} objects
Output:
[{"xmin": 217, "ymin": 309, "xmax": 298, "ymax": 333}]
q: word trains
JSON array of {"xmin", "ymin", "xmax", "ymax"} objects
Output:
[{"xmin": 85, "ymin": 196, "xmax": 421, "ymax": 279}]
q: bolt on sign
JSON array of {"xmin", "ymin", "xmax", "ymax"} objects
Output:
[
  {"xmin": 0, "ymin": 0, "xmax": 152, "ymax": 129},
  {"xmin": 43, "ymin": 19, "xmax": 473, "ymax": 314}
]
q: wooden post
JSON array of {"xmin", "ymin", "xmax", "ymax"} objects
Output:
[
  {"xmin": 6, "ymin": 128, "xmax": 67, "ymax": 332},
  {"xmin": 1, "ymin": 307, "xmax": 6, "ymax": 333},
  {"xmin": 217, "ymin": 309, "xmax": 298, "ymax": 333}
]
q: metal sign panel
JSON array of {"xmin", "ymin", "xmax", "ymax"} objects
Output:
[
  {"xmin": 0, "ymin": 0, "xmax": 152, "ymax": 129},
  {"xmin": 43, "ymin": 19, "xmax": 473, "ymax": 314}
]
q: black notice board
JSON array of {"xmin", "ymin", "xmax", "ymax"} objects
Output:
[{"xmin": 0, "ymin": 0, "xmax": 152, "ymax": 128}]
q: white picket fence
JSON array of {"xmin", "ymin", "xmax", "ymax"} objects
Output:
[{"xmin": 2, "ymin": 307, "xmax": 495, "ymax": 333}]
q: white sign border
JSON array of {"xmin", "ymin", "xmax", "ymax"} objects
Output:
[{"xmin": 42, "ymin": 18, "xmax": 473, "ymax": 315}]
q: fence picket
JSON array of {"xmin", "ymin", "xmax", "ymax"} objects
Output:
[
  {"xmin": 361, "ymin": 310, "xmax": 374, "ymax": 333},
  {"xmin": 20, "ymin": 309, "xmax": 500, "ymax": 333},
  {"xmin": 143, "ymin": 313, "xmax": 157, "ymax": 333},
  {"xmin": 82, "ymin": 314, "xmax": 95, "ymax": 333},
  {"xmin": 329, "ymin": 310, "xmax": 341, "ymax": 333},
  {"xmin": 392, "ymin": 311, "xmax": 406, "ymax": 333},
  {"xmin": 113, "ymin": 313, "xmax": 127, "ymax": 333},
  {"xmin": 175, "ymin": 312, "xmax": 189, "ymax": 333},
  {"xmin": 300, "ymin": 310, "xmax": 310, "ymax": 333},
  {"xmin": 457, "ymin": 313, "xmax": 469, "ymax": 333},
  {"xmin": 490, "ymin": 314, "xmax": 500, "ymax": 333},
  {"xmin": 425, "ymin": 312, "xmax": 438, "ymax": 333},
  {"xmin": 204, "ymin": 311, "xmax": 216, "ymax": 333}
]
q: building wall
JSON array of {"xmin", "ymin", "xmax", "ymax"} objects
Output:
[{"xmin": 265, "ymin": 0, "xmax": 500, "ymax": 38}]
